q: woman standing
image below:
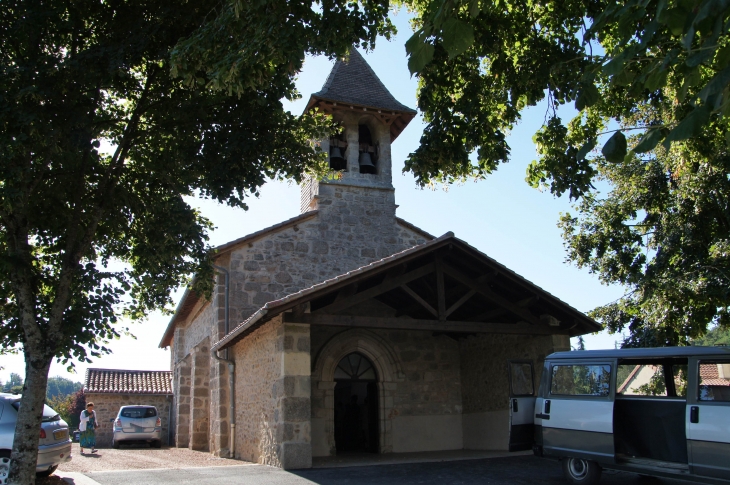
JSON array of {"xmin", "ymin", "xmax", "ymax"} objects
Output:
[{"xmin": 79, "ymin": 402, "xmax": 99, "ymax": 454}]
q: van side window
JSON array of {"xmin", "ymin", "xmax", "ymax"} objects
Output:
[
  {"xmin": 617, "ymin": 364, "xmax": 668, "ymax": 396},
  {"xmin": 550, "ymin": 364, "xmax": 611, "ymax": 396},
  {"xmin": 509, "ymin": 362, "xmax": 534, "ymax": 396},
  {"xmin": 698, "ymin": 361, "xmax": 730, "ymax": 402}
]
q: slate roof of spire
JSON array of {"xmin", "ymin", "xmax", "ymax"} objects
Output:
[
  {"xmin": 85, "ymin": 368, "xmax": 173, "ymax": 395},
  {"xmin": 311, "ymin": 49, "xmax": 416, "ymax": 114}
]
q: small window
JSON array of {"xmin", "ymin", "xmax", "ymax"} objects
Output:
[
  {"xmin": 698, "ymin": 361, "xmax": 730, "ymax": 402},
  {"xmin": 509, "ymin": 362, "xmax": 534, "ymax": 396},
  {"xmin": 551, "ymin": 364, "xmax": 611, "ymax": 397},
  {"xmin": 334, "ymin": 352, "xmax": 376, "ymax": 381}
]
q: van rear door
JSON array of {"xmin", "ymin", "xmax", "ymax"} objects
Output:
[
  {"xmin": 508, "ymin": 361, "xmax": 536, "ymax": 451},
  {"xmin": 687, "ymin": 358, "xmax": 730, "ymax": 480}
]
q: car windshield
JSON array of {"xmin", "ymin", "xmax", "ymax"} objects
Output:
[
  {"xmin": 120, "ymin": 407, "xmax": 156, "ymax": 418},
  {"xmin": 11, "ymin": 401, "xmax": 61, "ymax": 422}
]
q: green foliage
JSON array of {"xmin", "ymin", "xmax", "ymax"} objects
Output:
[
  {"xmin": 1, "ymin": 0, "xmax": 389, "ymax": 479},
  {"xmin": 693, "ymin": 325, "xmax": 730, "ymax": 346},
  {"xmin": 636, "ymin": 367, "xmax": 668, "ymax": 396},
  {"xmin": 47, "ymin": 388, "xmax": 84, "ymax": 430},
  {"xmin": 400, "ymin": 0, "xmax": 730, "ymax": 345},
  {"xmin": 46, "ymin": 377, "xmax": 83, "ymax": 401}
]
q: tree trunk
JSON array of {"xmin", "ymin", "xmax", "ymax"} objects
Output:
[{"xmin": 8, "ymin": 352, "xmax": 53, "ymax": 485}]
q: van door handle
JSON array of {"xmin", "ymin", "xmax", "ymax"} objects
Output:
[
  {"xmin": 512, "ymin": 399, "xmax": 518, "ymax": 412},
  {"xmin": 690, "ymin": 406, "xmax": 699, "ymax": 423}
]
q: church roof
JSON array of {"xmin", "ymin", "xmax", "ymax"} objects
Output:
[
  {"xmin": 212, "ymin": 233, "xmax": 602, "ymax": 352},
  {"xmin": 158, "ymin": 210, "xmax": 436, "ymax": 348},
  {"xmin": 311, "ymin": 49, "xmax": 416, "ymax": 114}
]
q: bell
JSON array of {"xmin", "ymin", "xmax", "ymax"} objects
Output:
[
  {"xmin": 358, "ymin": 152, "xmax": 376, "ymax": 173},
  {"xmin": 330, "ymin": 146, "xmax": 344, "ymax": 161}
]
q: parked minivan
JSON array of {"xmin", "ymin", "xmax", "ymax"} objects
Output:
[
  {"xmin": 515, "ymin": 347, "xmax": 730, "ymax": 484},
  {"xmin": 111, "ymin": 405, "xmax": 162, "ymax": 448}
]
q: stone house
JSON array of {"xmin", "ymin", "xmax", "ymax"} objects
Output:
[
  {"xmin": 84, "ymin": 368, "xmax": 173, "ymax": 447},
  {"xmin": 158, "ymin": 50, "xmax": 601, "ymax": 468}
]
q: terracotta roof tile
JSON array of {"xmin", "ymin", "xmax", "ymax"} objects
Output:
[
  {"xmin": 700, "ymin": 362, "xmax": 730, "ymax": 386},
  {"xmin": 85, "ymin": 368, "xmax": 172, "ymax": 395}
]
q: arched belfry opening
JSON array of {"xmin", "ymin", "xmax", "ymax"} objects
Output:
[
  {"xmin": 358, "ymin": 124, "xmax": 377, "ymax": 174},
  {"xmin": 329, "ymin": 131, "xmax": 347, "ymax": 171},
  {"xmin": 334, "ymin": 352, "xmax": 379, "ymax": 454}
]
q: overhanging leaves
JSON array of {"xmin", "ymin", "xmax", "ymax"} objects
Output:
[{"xmin": 441, "ymin": 18, "xmax": 474, "ymax": 58}]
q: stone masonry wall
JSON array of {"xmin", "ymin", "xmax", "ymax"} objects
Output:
[
  {"xmin": 459, "ymin": 334, "xmax": 570, "ymax": 414},
  {"xmin": 232, "ymin": 316, "xmax": 281, "ymax": 465},
  {"xmin": 86, "ymin": 393, "xmax": 171, "ymax": 447},
  {"xmin": 232, "ymin": 316, "xmax": 312, "ymax": 469},
  {"xmin": 225, "ymin": 185, "xmax": 429, "ymax": 328}
]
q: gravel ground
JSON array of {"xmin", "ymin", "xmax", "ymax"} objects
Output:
[{"xmin": 56, "ymin": 443, "xmax": 250, "ymax": 473}]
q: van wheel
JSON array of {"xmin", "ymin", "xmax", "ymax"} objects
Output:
[
  {"xmin": 562, "ymin": 457, "xmax": 602, "ymax": 485},
  {"xmin": 152, "ymin": 440, "xmax": 162, "ymax": 449},
  {"xmin": 112, "ymin": 439, "xmax": 120, "ymax": 449}
]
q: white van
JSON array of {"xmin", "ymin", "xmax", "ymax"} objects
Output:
[{"xmin": 517, "ymin": 347, "xmax": 730, "ymax": 484}]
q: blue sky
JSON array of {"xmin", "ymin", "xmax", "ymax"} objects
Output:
[{"xmin": 0, "ymin": 12, "xmax": 626, "ymax": 384}]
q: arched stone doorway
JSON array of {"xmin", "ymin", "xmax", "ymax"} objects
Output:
[
  {"xmin": 334, "ymin": 352, "xmax": 378, "ymax": 453},
  {"xmin": 311, "ymin": 329, "xmax": 402, "ymax": 456}
]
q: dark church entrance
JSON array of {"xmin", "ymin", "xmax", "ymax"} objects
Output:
[{"xmin": 334, "ymin": 352, "xmax": 379, "ymax": 454}]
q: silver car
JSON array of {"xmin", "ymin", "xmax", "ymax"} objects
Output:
[
  {"xmin": 0, "ymin": 392, "xmax": 72, "ymax": 482},
  {"xmin": 111, "ymin": 405, "xmax": 162, "ymax": 448}
]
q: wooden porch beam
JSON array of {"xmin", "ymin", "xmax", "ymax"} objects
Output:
[
  {"xmin": 435, "ymin": 257, "xmax": 446, "ymax": 321},
  {"xmin": 394, "ymin": 273, "xmax": 492, "ymax": 318},
  {"xmin": 440, "ymin": 264, "xmax": 542, "ymax": 326},
  {"xmin": 283, "ymin": 313, "xmax": 554, "ymax": 335},
  {"xmin": 314, "ymin": 263, "xmax": 436, "ymax": 314},
  {"xmin": 444, "ymin": 290, "xmax": 477, "ymax": 318},
  {"xmin": 400, "ymin": 284, "xmax": 439, "ymax": 318},
  {"xmin": 467, "ymin": 296, "xmax": 538, "ymax": 322}
]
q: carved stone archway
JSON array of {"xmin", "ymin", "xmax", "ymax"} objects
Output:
[{"xmin": 312, "ymin": 329, "xmax": 402, "ymax": 455}]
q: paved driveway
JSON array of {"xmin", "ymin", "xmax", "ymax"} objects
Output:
[{"xmin": 74, "ymin": 456, "xmax": 697, "ymax": 485}]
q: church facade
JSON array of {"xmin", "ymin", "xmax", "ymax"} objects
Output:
[{"xmin": 159, "ymin": 50, "xmax": 600, "ymax": 469}]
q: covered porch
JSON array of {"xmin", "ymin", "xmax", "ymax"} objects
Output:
[{"xmin": 212, "ymin": 233, "xmax": 600, "ymax": 469}]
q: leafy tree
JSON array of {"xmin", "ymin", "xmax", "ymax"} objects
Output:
[
  {"xmin": 47, "ymin": 388, "xmax": 84, "ymax": 430},
  {"xmin": 693, "ymin": 324, "xmax": 730, "ymax": 346},
  {"xmin": 399, "ymin": 0, "xmax": 730, "ymax": 345},
  {"xmin": 573, "ymin": 336, "xmax": 586, "ymax": 351},
  {"xmin": 0, "ymin": 0, "xmax": 389, "ymax": 482},
  {"xmin": 1, "ymin": 373, "xmax": 23, "ymax": 393},
  {"xmin": 46, "ymin": 376, "xmax": 83, "ymax": 401}
]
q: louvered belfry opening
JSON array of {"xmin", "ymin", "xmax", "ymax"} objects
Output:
[{"xmin": 334, "ymin": 352, "xmax": 379, "ymax": 454}]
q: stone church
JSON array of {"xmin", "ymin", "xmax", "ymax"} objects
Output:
[{"xmin": 158, "ymin": 50, "xmax": 600, "ymax": 469}]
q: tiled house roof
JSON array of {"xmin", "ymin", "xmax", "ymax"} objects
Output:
[
  {"xmin": 85, "ymin": 368, "xmax": 173, "ymax": 395},
  {"xmin": 311, "ymin": 49, "xmax": 416, "ymax": 114},
  {"xmin": 700, "ymin": 362, "xmax": 730, "ymax": 386}
]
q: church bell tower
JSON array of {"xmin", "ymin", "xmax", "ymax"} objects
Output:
[{"xmin": 300, "ymin": 49, "xmax": 416, "ymax": 214}]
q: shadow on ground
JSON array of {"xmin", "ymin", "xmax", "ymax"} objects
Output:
[{"xmin": 291, "ymin": 456, "xmax": 693, "ymax": 485}]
